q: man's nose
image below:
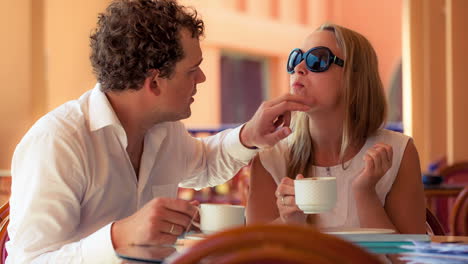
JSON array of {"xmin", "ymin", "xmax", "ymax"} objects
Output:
[{"xmin": 198, "ymin": 69, "xmax": 206, "ymax": 83}]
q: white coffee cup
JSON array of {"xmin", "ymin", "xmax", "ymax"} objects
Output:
[
  {"xmin": 199, "ymin": 204, "xmax": 245, "ymax": 234},
  {"xmin": 294, "ymin": 177, "xmax": 337, "ymax": 214}
]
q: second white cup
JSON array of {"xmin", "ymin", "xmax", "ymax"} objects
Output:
[{"xmin": 199, "ymin": 204, "xmax": 245, "ymax": 234}]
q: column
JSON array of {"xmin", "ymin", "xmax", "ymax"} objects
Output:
[
  {"xmin": 446, "ymin": 0, "xmax": 468, "ymax": 163},
  {"xmin": 402, "ymin": 0, "xmax": 448, "ymax": 169},
  {"xmin": 425, "ymin": 0, "xmax": 447, "ymax": 167},
  {"xmin": 402, "ymin": 0, "xmax": 428, "ymax": 167},
  {"xmin": 32, "ymin": 0, "xmax": 47, "ymax": 121}
]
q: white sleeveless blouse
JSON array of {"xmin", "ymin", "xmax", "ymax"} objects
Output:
[{"xmin": 258, "ymin": 129, "xmax": 410, "ymax": 228}]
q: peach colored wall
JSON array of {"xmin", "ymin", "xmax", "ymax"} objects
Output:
[
  {"xmin": 43, "ymin": 0, "xmax": 110, "ymax": 110},
  {"xmin": 191, "ymin": 45, "xmax": 221, "ymax": 128},
  {"xmin": 0, "ymin": 1, "xmax": 33, "ymax": 170},
  {"xmin": 330, "ymin": 0, "xmax": 402, "ymax": 90}
]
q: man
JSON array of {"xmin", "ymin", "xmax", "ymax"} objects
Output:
[{"xmin": 6, "ymin": 0, "xmax": 310, "ymax": 263}]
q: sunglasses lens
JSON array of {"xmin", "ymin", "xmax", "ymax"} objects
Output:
[
  {"xmin": 306, "ymin": 48, "xmax": 330, "ymax": 72},
  {"xmin": 287, "ymin": 50, "xmax": 302, "ymax": 73}
]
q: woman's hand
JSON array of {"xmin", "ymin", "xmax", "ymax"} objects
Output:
[
  {"xmin": 352, "ymin": 143, "xmax": 393, "ymax": 192},
  {"xmin": 275, "ymin": 174, "xmax": 307, "ymax": 224}
]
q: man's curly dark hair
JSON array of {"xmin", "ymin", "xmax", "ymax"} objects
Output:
[{"xmin": 90, "ymin": 0, "xmax": 204, "ymax": 92}]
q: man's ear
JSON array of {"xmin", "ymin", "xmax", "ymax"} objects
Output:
[{"xmin": 145, "ymin": 69, "xmax": 161, "ymax": 96}]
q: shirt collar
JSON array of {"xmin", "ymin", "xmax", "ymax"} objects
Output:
[{"xmin": 88, "ymin": 83, "xmax": 128, "ymax": 147}]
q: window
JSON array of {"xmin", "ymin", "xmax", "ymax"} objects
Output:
[{"xmin": 220, "ymin": 53, "xmax": 269, "ymax": 125}]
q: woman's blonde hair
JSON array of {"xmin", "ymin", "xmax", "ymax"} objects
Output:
[{"xmin": 286, "ymin": 23, "xmax": 387, "ymax": 179}]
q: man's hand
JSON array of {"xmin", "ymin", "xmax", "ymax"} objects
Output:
[
  {"xmin": 240, "ymin": 94, "xmax": 311, "ymax": 148},
  {"xmin": 111, "ymin": 198, "xmax": 199, "ymax": 249}
]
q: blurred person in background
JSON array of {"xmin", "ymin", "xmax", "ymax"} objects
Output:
[
  {"xmin": 6, "ymin": 0, "xmax": 310, "ymax": 263},
  {"xmin": 246, "ymin": 23, "xmax": 426, "ymax": 234}
]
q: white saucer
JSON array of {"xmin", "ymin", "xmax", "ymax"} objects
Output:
[
  {"xmin": 322, "ymin": 227, "xmax": 396, "ymax": 235},
  {"xmin": 297, "ymin": 204, "xmax": 334, "ymax": 214},
  {"xmin": 184, "ymin": 233, "xmax": 207, "ymax": 240}
]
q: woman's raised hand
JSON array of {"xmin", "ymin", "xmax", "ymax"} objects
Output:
[{"xmin": 353, "ymin": 143, "xmax": 393, "ymax": 192}]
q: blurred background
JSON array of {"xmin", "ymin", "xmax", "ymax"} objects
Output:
[{"xmin": 0, "ymin": 0, "xmax": 467, "ymax": 234}]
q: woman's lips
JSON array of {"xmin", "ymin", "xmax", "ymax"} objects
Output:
[
  {"xmin": 292, "ymin": 81, "xmax": 304, "ymax": 88},
  {"xmin": 292, "ymin": 82, "xmax": 306, "ymax": 96},
  {"xmin": 291, "ymin": 82, "xmax": 315, "ymax": 107}
]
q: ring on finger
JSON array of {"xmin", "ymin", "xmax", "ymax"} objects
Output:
[
  {"xmin": 169, "ymin": 223, "xmax": 175, "ymax": 235},
  {"xmin": 281, "ymin": 195, "xmax": 286, "ymax": 206}
]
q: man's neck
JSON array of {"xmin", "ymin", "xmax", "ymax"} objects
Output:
[
  {"xmin": 106, "ymin": 91, "xmax": 150, "ymax": 144},
  {"xmin": 105, "ymin": 90, "xmax": 157, "ymax": 179}
]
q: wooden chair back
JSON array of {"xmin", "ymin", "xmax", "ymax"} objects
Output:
[
  {"xmin": 450, "ymin": 186, "xmax": 468, "ymax": 236},
  {"xmin": 436, "ymin": 161, "xmax": 468, "ymax": 232},
  {"xmin": 170, "ymin": 224, "xmax": 382, "ymax": 264},
  {"xmin": 426, "ymin": 207, "xmax": 446, "ymax": 235},
  {"xmin": 439, "ymin": 162, "xmax": 468, "ymax": 181},
  {"xmin": 0, "ymin": 202, "xmax": 9, "ymax": 264}
]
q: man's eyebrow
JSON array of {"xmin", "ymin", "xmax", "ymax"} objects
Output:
[{"xmin": 191, "ymin": 58, "xmax": 203, "ymax": 68}]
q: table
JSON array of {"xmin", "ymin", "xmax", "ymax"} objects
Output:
[
  {"xmin": 430, "ymin": 235, "xmax": 468, "ymax": 244},
  {"xmin": 424, "ymin": 184, "xmax": 465, "ymax": 197},
  {"xmin": 424, "ymin": 184, "xmax": 465, "ymax": 213},
  {"xmin": 117, "ymin": 235, "xmax": 468, "ymax": 264}
]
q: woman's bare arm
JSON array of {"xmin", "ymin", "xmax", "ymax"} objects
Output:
[
  {"xmin": 246, "ymin": 155, "xmax": 307, "ymax": 225},
  {"xmin": 246, "ymin": 155, "xmax": 281, "ymax": 224},
  {"xmin": 354, "ymin": 140, "xmax": 426, "ymax": 233},
  {"xmin": 384, "ymin": 139, "xmax": 426, "ymax": 234}
]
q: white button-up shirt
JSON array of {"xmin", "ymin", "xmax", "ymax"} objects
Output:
[{"xmin": 7, "ymin": 84, "xmax": 256, "ymax": 263}]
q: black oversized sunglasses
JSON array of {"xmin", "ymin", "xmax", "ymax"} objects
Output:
[{"xmin": 286, "ymin": 46, "xmax": 345, "ymax": 74}]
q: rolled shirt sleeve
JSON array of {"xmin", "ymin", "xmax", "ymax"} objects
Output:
[{"xmin": 179, "ymin": 124, "xmax": 258, "ymax": 189}]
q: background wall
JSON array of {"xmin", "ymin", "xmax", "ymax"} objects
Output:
[
  {"xmin": 402, "ymin": 0, "xmax": 468, "ymax": 168},
  {"xmin": 0, "ymin": 0, "xmax": 404, "ymax": 172},
  {"xmin": 0, "ymin": 0, "xmax": 34, "ymax": 174}
]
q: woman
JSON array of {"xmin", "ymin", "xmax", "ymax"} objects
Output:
[{"xmin": 246, "ymin": 23, "xmax": 426, "ymax": 234}]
